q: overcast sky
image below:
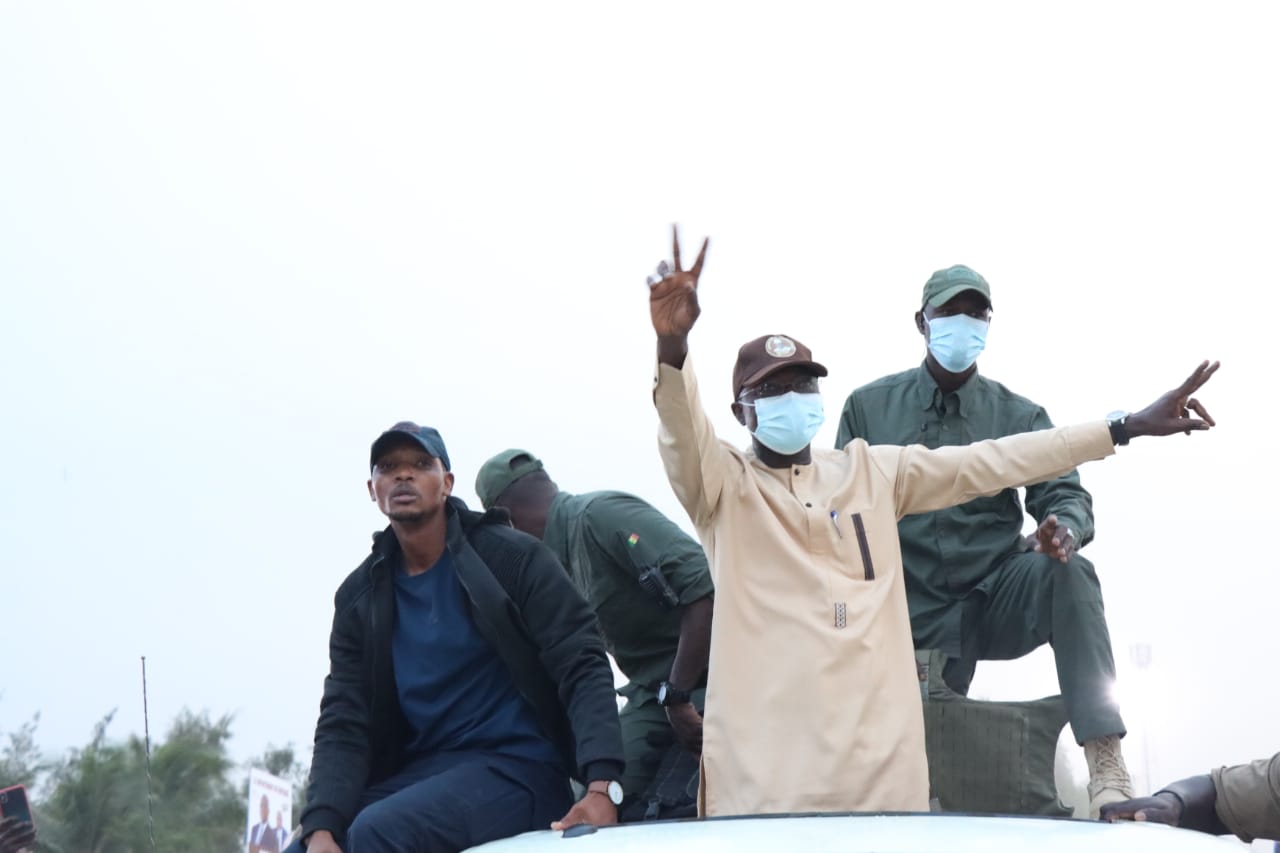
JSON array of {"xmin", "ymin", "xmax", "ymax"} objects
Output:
[{"xmin": 2, "ymin": 1, "xmax": 1275, "ymax": 799}]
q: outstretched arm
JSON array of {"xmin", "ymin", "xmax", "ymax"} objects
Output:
[{"xmin": 894, "ymin": 361, "xmax": 1221, "ymax": 519}]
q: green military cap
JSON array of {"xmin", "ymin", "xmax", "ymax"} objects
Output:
[
  {"xmin": 475, "ymin": 448, "xmax": 545, "ymax": 509},
  {"xmin": 921, "ymin": 264, "xmax": 992, "ymax": 309}
]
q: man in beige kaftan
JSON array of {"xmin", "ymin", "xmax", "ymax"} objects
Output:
[{"xmin": 645, "ymin": 227, "xmax": 1218, "ymax": 817}]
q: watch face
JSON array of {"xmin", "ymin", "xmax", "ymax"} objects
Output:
[
  {"xmin": 657, "ymin": 684, "xmax": 668, "ymax": 703},
  {"xmin": 607, "ymin": 780, "xmax": 624, "ymax": 805}
]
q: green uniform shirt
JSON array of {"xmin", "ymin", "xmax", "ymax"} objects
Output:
[
  {"xmin": 835, "ymin": 363, "xmax": 1095, "ymax": 657},
  {"xmin": 542, "ymin": 490, "xmax": 714, "ymax": 698}
]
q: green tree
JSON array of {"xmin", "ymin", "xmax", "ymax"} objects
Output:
[
  {"xmin": 37, "ymin": 710, "xmax": 243, "ymax": 853},
  {"xmin": 37, "ymin": 711, "xmax": 143, "ymax": 853},
  {"xmin": 0, "ymin": 712, "xmax": 47, "ymax": 791},
  {"xmin": 2, "ymin": 707, "xmax": 305, "ymax": 851},
  {"xmin": 146, "ymin": 710, "xmax": 242, "ymax": 852}
]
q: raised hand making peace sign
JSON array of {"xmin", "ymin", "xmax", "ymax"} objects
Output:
[
  {"xmin": 1124, "ymin": 360, "xmax": 1220, "ymax": 439},
  {"xmin": 649, "ymin": 225, "xmax": 709, "ymax": 340}
]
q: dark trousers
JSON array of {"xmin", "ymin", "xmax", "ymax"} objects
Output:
[
  {"xmin": 617, "ymin": 687, "xmax": 705, "ymax": 800},
  {"xmin": 932, "ymin": 550, "xmax": 1126, "ymax": 745},
  {"xmin": 285, "ymin": 751, "xmax": 572, "ymax": 853}
]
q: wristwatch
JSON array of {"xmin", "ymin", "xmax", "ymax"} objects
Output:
[
  {"xmin": 656, "ymin": 680, "xmax": 691, "ymax": 706},
  {"xmin": 1106, "ymin": 410, "xmax": 1130, "ymax": 446},
  {"xmin": 587, "ymin": 779, "xmax": 624, "ymax": 805}
]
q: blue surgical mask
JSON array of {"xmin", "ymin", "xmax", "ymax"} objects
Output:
[
  {"xmin": 927, "ymin": 314, "xmax": 989, "ymax": 373},
  {"xmin": 745, "ymin": 391, "xmax": 825, "ymax": 455}
]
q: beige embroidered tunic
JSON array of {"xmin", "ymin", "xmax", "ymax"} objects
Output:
[{"xmin": 653, "ymin": 357, "xmax": 1115, "ymax": 817}]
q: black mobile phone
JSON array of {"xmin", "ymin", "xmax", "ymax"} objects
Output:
[{"xmin": 0, "ymin": 783, "xmax": 33, "ymax": 826}]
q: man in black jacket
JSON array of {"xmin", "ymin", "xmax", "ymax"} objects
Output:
[{"xmin": 293, "ymin": 422, "xmax": 625, "ymax": 853}]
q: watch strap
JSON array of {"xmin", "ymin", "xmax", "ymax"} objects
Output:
[
  {"xmin": 1107, "ymin": 412, "xmax": 1130, "ymax": 446},
  {"xmin": 587, "ymin": 779, "xmax": 623, "ymax": 805},
  {"xmin": 657, "ymin": 680, "xmax": 692, "ymax": 706}
]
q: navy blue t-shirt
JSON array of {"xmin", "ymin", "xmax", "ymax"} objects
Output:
[{"xmin": 392, "ymin": 548, "xmax": 561, "ymax": 767}]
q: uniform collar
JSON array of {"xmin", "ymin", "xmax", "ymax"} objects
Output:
[
  {"xmin": 914, "ymin": 360, "xmax": 981, "ymax": 415},
  {"xmin": 542, "ymin": 491, "xmax": 576, "ymax": 561}
]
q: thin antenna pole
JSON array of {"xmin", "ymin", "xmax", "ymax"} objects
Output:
[{"xmin": 141, "ymin": 656, "xmax": 157, "ymax": 852}]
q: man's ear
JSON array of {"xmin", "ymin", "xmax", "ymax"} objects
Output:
[
  {"xmin": 915, "ymin": 310, "xmax": 927, "ymax": 337},
  {"xmin": 367, "ymin": 479, "xmax": 376, "ymax": 501},
  {"xmin": 731, "ymin": 401, "xmax": 746, "ymax": 426},
  {"xmin": 442, "ymin": 471, "xmax": 455, "ymax": 497}
]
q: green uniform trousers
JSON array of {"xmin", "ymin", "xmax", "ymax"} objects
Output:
[
  {"xmin": 928, "ymin": 551, "xmax": 1125, "ymax": 745},
  {"xmin": 618, "ymin": 687, "xmax": 706, "ymax": 799}
]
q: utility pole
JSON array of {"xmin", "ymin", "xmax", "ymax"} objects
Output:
[{"xmin": 1129, "ymin": 642, "xmax": 1154, "ymax": 793}]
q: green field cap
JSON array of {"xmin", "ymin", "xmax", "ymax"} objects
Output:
[
  {"xmin": 922, "ymin": 264, "xmax": 992, "ymax": 309},
  {"xmin": 475, "ymin": 449, "xmax": 544, "ymax": 509}
]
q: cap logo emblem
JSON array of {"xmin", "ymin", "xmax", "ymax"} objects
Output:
[{"xmin": 765, "ymin": 335, "xmax": 796, "ymax": 358}]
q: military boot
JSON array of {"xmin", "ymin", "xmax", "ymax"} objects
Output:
[{"xmin": 1085, "ymin": 734, "xmax": 1135, "ymax": 819}]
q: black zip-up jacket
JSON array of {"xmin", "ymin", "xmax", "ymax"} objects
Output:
[{"xmin": 300, "ymin": 497, "xmax": 625, "ymax": 841}]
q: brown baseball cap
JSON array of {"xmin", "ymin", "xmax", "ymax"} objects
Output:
[{"xmin": 732, "ymin": 334, "xmax": 828, "ymax": 398}]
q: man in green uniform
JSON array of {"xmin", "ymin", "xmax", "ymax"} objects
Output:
[
  {"xmin": 475, "ymin": 450, "xmax": 714, "ymax": 815},
  {"xmin": 835, "ymin": 264, "xmax": 1132, "ymax": 818}
]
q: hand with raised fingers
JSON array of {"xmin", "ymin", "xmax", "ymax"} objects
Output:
[
  {"xmin": 1125, "ymin": 361, "xmax": 1220, "ymax": 439},
  {"xmin": 1032, "ymin": 514, "xmax": 1076, "ymax": 563},
  {"xmin": 648, "ymin": 224, "xmax": 709, "ymax": 339}
]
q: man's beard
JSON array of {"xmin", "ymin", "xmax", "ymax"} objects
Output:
[{"xmin": 387, "ymin": 506, "xmax": 429, "ymax": 524}]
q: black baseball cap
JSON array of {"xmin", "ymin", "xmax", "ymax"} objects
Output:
[{"xmin": 369, "ymin": 421, "xmax": 451, "ymax": 471}]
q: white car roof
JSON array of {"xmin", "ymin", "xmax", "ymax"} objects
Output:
[{"xmin": 467, "ymin": 813, "xmax": 1239, "ymax": 852}]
